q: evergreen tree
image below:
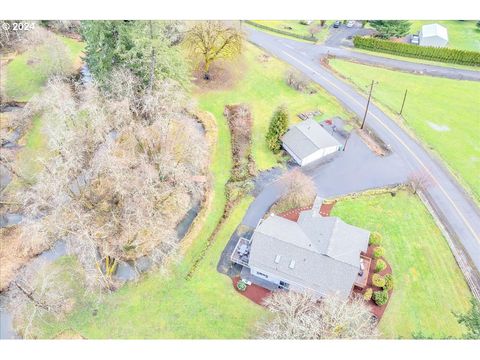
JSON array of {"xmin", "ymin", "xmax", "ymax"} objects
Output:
[
  {"xmin": 81, "ymin": 21, "xmax": 189, "ymax": 89},
  {"xmin": 369, "ymin": 20, "xmax": 411, "ymax": 38},
  {"xmin": 455, "ymin": 298, "xmax": 480, "ymax": 339},
  {"xmin": 266, "ymin": 106, "xmax": 289, "ymax": 153}
]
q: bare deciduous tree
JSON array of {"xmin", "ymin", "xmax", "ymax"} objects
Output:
[
  {"xmin": 14, "ymin": 75, "xmax": 208, "ymax": 290},
  {"xmin": 277, "ymin": 168, "xmax": 316, "ymax": 211},
  {"xmin": 259, "ymin": 291, "xmax": 379, "ymax": 339},
  {"xmin": 184, "ymin": 21, "xmax": 243, "ymax": 80}
]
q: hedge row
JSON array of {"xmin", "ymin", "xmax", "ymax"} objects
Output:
[
  {"xmin": 353, "ymin": 36, "xmax": 480, "ymax": 66},
  {"xmin": 244, "ymin": 20, "xmax": 317, "ymax": 42}
]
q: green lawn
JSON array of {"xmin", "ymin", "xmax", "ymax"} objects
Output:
[
  {"xmin": 328, "ymin": 59, "xmax": 480, "ymax": 202},
  {"xmin": 4, "ymin": 36, "xmax": 84, "ymax": 102},
  {"xmin": 409, "ymin": 20, "xmax": 480, "ymax": 52},
  {"xmin": 332, "ymin": 190, "xmax": 472, "ymax": 338},
  {"xmin": 251, "ymin": 20, "xmax": 332, "ymax": 43},
  {"xmin": 198, "ymin": 43, "xmax": 351, "ymax": 170}
]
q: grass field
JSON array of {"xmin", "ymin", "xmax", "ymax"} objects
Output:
[
  {"xmin": 198, "ymin": 43, "xmax": 351, "ymax": 170},
  {"xmin": 409, "ymin": 20, "xmax": 480, "ymax": 52},
  {"xmin": 251, "ymin": 20, "xmax": 332, "ymax": 43},
  {"xmin": 4, "ymin": 36, "xmax": 84, "ymax": 102},
  {"xmin": 332, "ymin": 190, "xmax": 471, "ymax": 338},
  {"xmin": 328, "ymin": 59, "xmax": 480, "ymax": 202}
]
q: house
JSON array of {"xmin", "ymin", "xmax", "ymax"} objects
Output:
[
  {"xmin": 282, "ymin": 118, "xmax": 342, "ymax": 167},
  {"xmin": 419, "ymin": 23, "xmax": 448, "ymax": 47},
  {"xmin": 231, "ymin": 209, "xmax": 371, "ymax": 300}
]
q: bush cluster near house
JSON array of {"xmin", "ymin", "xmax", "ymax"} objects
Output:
[
  {"xmin": 364, "ymin": 288, "xmax": 373, "ymax": 301},
  {"xmin": 372, "ymin": 274, "xmax": 386, "ymax": 288},
  {"xmin": 375, "ymin": 259, "xmax": 387, "ymax": 273},
  {"xmin": 353, "ymin": 36, "xmax": 480, "ymax": 66},
  {"xmin": 384, "ymin": 274, "xmax": 394, "ymax": 291},
  {"xmin": 373, "ymin": 246, "xmax": 385, "ymax": 259},
  {"xmin": 369, "ymin": 231, "xmax": 383, "ymax": 246},
  {"xmin": 373, "ymin": 289, "xmax": 389, "ymax": 306}
]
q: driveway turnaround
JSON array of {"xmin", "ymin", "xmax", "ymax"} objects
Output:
[{"xmin": 241, "ymin": 27, "xmax": 480, "ymax": 285}]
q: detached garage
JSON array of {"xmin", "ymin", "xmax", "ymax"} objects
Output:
[
  {"xmin": 282, "ymin": 119, "xmax": 342, "ymax": 166},
  {"xmin": 419, "ymin": 23, "xmax": 449, "ymax": 47}
]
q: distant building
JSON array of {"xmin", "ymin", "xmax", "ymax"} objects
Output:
[
  {"xmin": 282, "ymin": 118, "xmax": 342, "ymax": 166},
  {"xmin": 231, "ymin": 210, "xmax": 371, "ymax": 300},
  {"xmin": 419, "ymin": 23, "xmax": 448, "ymax": 47}
]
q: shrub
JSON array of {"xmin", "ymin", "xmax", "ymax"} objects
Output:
[
  {"xmin": 353, "ymin": 36, "xmax": 480, "ymax": 66},
  {"xmin": 369, "ymin": 231, "xmax": 382, "ymax": 246},
  {"xmin": 373, "ymin": 246, "xmax": 385, "ymax": 259},
  {"xmin": 237, "ymin": 280, "xmax": 247, "ymax": 292},
  {"xmin": 266, "ymin": 105, "xmax": 289, "ymax": 153},
  {"xmin": 384, "ymin": 274, "xmax": 394, "ymax": 291},
  {"xmin": 373, "ymin": 289, "xmax": 389, "ymax": 306},
  {"xmin": 372, "ymin": 274, "xmax": 385, "ymax": 288},
  {"xmin": 375, "ymin": 259, "xmax": 387, "ymax": 273},
  {"xmin": 285, "ymin": 70, "xmax": 315, "ymax": 93},
  {"xmin": 363, "ymin": 288, "xmax": 373, "ymax": 301}
]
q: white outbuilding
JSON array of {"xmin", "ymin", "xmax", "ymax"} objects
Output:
[
  {"xmin": 282, "ymin": 118, "xmax": 342, "ymax": 167},
  {"xmin": 419, "ymin": 23, "xmax": 448, "ymax": 47}
]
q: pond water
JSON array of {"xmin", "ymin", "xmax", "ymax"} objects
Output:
[{"xmin": 0, "ymin": 213, "xmax": 23, "ymax": 228}]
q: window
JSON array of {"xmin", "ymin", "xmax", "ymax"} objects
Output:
[{"xmin": 256, "ymin": 271, "xmax": 269, "ymax": 279}]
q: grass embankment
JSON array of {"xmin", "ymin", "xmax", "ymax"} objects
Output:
[
  {"xmin": 328, "ymin": 59, "xmax": 480, "ymax": 202},
  {"xmin": 198, "ymin": 43, "xmax": 350, "ymax": 170},
  {"xmin": 409, "ymin": 20, "xmax": 480, "ymax": 52},
  {"xmin": 4, "ymin": 36, "xmax": 84, "ymax": 102},
  {"xmin": 250, "ymin": 20, "xmax": 332, "ymax": 43},
  {"xmin": 332, "ymin": 190, "xmax": 471, "ymax": 338},
  {"xmin": 33, "ymin": 108, "xmax": 267, "ymax": 339}
]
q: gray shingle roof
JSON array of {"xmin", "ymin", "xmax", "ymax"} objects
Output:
[
  {"xmin": 248, "ymin": 210, "xmax": 369, "ymax": 299},
  {"xmin": 282, "ymin": 119, "xmax": 341, "ymax": 160}
]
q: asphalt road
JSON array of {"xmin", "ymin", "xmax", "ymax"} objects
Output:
[
  {"xmin": 248, "ymin": 23, "xmax": 480, "ymax": 81},
  {"xmin": 243, "ymin": 27, "xmax": 480, "ymax": 276}
]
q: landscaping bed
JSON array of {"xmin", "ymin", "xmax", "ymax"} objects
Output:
[{"xmin": 232, "ymin": 276, "xmax": 271, "ymax": 305}]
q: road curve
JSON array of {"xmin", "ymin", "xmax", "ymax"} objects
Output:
[{"xmin": 245, "ymin": 27, "xmax": 480, "ymax": 275}]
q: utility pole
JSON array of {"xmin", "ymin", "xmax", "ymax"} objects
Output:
[
  {"xmin": 399, "ymin": 89, "xmax": 408, "ymax": 115},
  {"xmin": 342, "ymin": 133, "xmax": 351, "ymax": 151},
  {"xmin": 361, "ymin": 80, "xmax": 375, "ymax": 129}
]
